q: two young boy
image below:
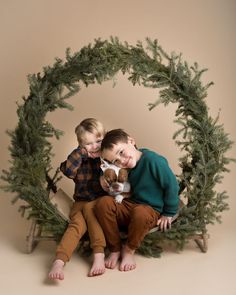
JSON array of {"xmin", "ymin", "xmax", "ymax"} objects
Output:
[{"xmin": 48, "ymin": 119, "xmax": 179, "ymax": 279}]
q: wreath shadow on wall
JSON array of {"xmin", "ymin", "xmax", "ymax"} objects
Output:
[{"xmin": 1, "ymin": 37, "xmax": 234, "ymax": 257}]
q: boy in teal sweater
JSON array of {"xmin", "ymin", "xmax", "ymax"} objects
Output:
[{"xmin": 95, "ymin": 129, "xmax": 179, "ymax": 272}]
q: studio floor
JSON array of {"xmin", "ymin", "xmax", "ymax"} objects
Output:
[{"xmin": 1, "ymin": 193, "xmax": 235, "ymax": 295}]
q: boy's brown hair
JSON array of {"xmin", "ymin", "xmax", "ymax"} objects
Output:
[{"xmin": 101, "ymin": 129, "xmax": 129, "ymax": 151}]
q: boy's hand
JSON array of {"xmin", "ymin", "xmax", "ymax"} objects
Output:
[
  {"xmin": 87, "ymin": 151, "xmax": 101, "ymax": 159},
  {"xmin": 80, "ymin": 148, "xmax": 88, "ymax": 156},
  {"xmin": 80, "ymin": 148, "xmax": 100, "ymax": 159},
  {"xmin": 100, "ymin": 176, "xmax": 110, "ymax": 192},
  {"xmin": 157, "ymin": 216, "xmax": 173, "ymax": 232}
]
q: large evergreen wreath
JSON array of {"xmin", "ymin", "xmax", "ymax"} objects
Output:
[{"xmin": 1, "ymin": 37, "xmax": 234, "ymax": 257}]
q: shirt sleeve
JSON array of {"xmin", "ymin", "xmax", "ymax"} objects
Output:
[
  {"xmin": 152, "ymin": 156, "xmax": 179, "ymax": 216},
  {"xmin": 60, "ymin": 148, "xmax": 86, "ymax": 179}
]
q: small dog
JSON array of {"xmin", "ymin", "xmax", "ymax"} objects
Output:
[{"xmin": 100, "ymin": 159, "xmax": 131, "ymax": 203}]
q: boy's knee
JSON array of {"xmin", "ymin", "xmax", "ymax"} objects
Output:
[
  {"xmin": 82, "ymin": 200, "xmax": 95, "ymax": 214},
  {"xmin": 131, "ymin": 206, "xmax": 146, "ymax": 220},
  {"xmin": 131, "ymin": 206, "xmax": 156, "ymax": 224}
]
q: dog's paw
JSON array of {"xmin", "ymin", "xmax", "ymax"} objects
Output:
[{"xmin": 115, "ymin": 194, "xmax": 124, "ymax": 203}]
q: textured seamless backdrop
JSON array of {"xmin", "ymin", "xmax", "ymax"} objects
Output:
[{"xmin": 0, "ymin": 1, "xmax": 236, "ymax": 295}]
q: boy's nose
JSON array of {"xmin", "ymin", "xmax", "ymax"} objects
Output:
[{"xmin": 92, "ymin": 143, "xmax": 99, "ymax": 150}]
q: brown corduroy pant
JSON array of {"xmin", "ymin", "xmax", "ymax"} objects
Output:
[
  {"xmin": 56, "ymin": 199, "xmax": 106, "ymax": 263},
  {"xmin": 94, "ymin": 196, "xmax": 160, "ymax": 252}
]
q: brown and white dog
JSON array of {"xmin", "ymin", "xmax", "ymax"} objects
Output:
[{"xmin": 101, "ymin": 159, "xmax": 131, "ymax": 203}]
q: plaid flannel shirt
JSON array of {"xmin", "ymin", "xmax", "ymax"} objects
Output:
[{"xmin": 60, "ymin": 147, "xmax": 105, "ymax": 201}]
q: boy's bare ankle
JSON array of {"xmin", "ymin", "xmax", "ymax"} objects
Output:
[
  {"xmin": 53, "ymin": 259, "xmax": 65, "ymax": 266},
  {"xmin": 105, "ymin": 251, "xmax": 120, "ymax": 269},
  {"xmin": 123, "ymin": 244, "xmax": 135, "ymax": 254}
]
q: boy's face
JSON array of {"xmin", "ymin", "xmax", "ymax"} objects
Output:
[
  {"xmin": 102, "ymin": 138, "xmax": 142, "ymax": 169},
  {"xmin": 81, "ymin": 131, "xmax": 103, "ymax": 159}
]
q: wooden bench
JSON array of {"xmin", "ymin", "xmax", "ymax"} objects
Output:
[{"xmin": 26, "ymin": 188, "xmax": 208, "ymax": 254}]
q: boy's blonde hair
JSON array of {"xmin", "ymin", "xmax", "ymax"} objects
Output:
[{"xmin": 75, "ymin": 118, "xmax": 105, "ymax": 146}]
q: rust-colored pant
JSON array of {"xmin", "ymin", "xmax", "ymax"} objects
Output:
[
  {"xmin": 56, "ymin": 199, "xmax": 106, "ymax": 263},
  {"xmin": 95, "ymin": 196, "xmax": 160, "ymax": 252}
]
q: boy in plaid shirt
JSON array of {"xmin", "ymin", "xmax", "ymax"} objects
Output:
[{"xmin": 48, "ymin": 118, "xmax": 106, "ymax": 280}]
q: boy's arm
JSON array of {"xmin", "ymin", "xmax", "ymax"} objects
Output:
[
  {"xmin": 60, "ymin": 148, "xmax": 86, "ymax": 179},
  {"xmin": 152, "ymin": 156, "xmax": 179, "ymax": 217},
  {"xmin": 162, "ymin": 175, "xmax": 179, "ymax": 217}
]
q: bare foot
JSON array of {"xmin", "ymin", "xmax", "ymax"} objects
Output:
[
  {"xmin": 119, "ymin": 245, "xmax": 136, "ymax": 271},
  {"xmin": 48, "ymin": 259, "xmax": 65, "ymax": 280},
  {"xmin": 88, "ymin": 253, "xmax": 105, "ymax": 277},
  {"xmin": 105, "ymin": 251, "xmax": 120, "ymax": 269}
]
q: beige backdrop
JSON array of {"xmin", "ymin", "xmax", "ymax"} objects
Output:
[{"xmin": 0, "ymin": 1, "xmax": 236, "ymax": 294}]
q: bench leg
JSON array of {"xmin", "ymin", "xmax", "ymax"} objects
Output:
[
  {"xmin": 194, "ymin": 233, "xmax": 208, "ymax": 253},
  {"xmin": 26, "ymin": 219, "xmax": 42, "ymax": 253}
]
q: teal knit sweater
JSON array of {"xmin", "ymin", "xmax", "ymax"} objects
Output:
[{"xmin": 128, "ymin": 148, "xmax": 179, "ymax": 216}]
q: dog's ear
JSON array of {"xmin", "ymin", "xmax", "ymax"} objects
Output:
[
  {"xmin": 118, "ymin": 169, "xmax": 128, "ymax": 183},
  {"xmin": 100, "ymin": 158, "xmax": 110, "ymax": 172},
  {"xmin": 103, "ymin": 168, "xmax": 117, "ymax": 184}
]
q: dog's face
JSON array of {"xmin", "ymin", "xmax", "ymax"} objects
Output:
[
  {"xmin": 101, "ymin": 159, "xmax": 131, "ymax": 203},
  {"xmin": 103, "ymin": 168, "xmax": 128, "ymax": 193}
]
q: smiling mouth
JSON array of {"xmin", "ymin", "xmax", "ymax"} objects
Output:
[{"xmin": 124, "ymin": 158, "xmax": 130, "ymax": 167}]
